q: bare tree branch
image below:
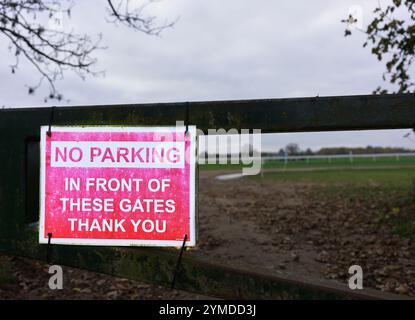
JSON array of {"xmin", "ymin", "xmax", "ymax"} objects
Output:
[
  {"xmin": 106, "ymin": 0, "xmax": 176, "ymax": 36},
  {"xmin": 0, "ymin": 0, "xmax": 175, "ymax": 101}
]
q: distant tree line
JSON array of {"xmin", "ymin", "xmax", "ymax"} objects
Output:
[{"xmin": 316, "ymin": 146, "xmax": 415, "ymax": 155}]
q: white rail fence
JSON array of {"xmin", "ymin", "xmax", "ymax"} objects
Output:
[{"xmin": 260, "ymin": 152, "xmax": 415, "ymax": 164}]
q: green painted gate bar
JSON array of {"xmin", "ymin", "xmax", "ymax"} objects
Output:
[
  {"xmin": 0, "ymin": 93, "xmax": 414, "ymax": 299},
  {"xmin": 1, "ymin": 93, "xmax": 415, "ymax": 134}
]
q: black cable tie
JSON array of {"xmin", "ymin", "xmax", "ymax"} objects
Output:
[
  {"xmin": 47, "ymin": 106, "xmax": 55, "ymax": 137},
  {"xmin": 171, "ymin": 234, "xmax": 188, "ymax": 290},
  {"xmin": 46, "ymin": 232, "xmax": 53, "ymax": 264},
  {"xmin": 185, "ymin": 102, "xmax": 189, "ymax": 136}
]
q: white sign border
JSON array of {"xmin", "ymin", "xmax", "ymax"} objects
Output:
[{"xmin": 39, "ymin": 125, "xmax": 197, "ymax": 247}]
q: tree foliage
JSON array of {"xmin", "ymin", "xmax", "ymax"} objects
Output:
[
  {"xmin": 0, "ymin": 0, "xmax": 174, "ymax": 101},
  {"xmin": 343, "ymin": 0, "xmax": 415, "ymax": 93}
]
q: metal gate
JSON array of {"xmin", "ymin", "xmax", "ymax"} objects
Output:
[{"xmin": 1, "ymin": 93, "xmax": 414, "ymax": 299}]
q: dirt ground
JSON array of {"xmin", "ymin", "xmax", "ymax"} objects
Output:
[
  {"xmin": 0, "ymin": 253, "xmax": 212, "ymax": 300},
  {"xmin": 1, "ymin": 169, "xmax": 414, "ymax": 299},
  {"xmin": 190, "ymin": 170, "xmax": 415, "ymax": 297}
]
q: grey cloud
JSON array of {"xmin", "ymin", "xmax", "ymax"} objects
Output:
[{"xmin": 1, "ymin": 0, "xmax": 407, "ymax": 150}]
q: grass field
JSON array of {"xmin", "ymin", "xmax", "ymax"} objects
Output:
[
  {"xmin": 198, "ymin": 156, "xmax": 415, "ymax": 295},
  {"xmin": 254, "ymin": 167, "xmax": 415, "ymax": 187},
  {"xmin": 256, "ymin": 164, "xmax": 415, "ymax": 240},
  {"xmin": 199, "ymin": 155, "xmax": 415, "ymax": 171},
  {"xmin": 201, "ymin": 156, "xmax": 415, "ymax": 240}
]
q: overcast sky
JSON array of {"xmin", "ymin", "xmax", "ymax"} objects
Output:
[{"xmin": 1, "ymin": 0, "xmax": 413, "ymax": 151}]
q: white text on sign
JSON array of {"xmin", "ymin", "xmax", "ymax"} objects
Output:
[{"xmin": 51, "ymin": 141, "xmax": 185, "ymax": 168}]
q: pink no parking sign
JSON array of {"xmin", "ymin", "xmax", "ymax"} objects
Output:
[{"xmin": 39, "ymin": 126, "xmax": 196, "ymax": 247}]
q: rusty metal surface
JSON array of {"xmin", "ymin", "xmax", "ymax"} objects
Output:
[{"xmin": 1, "ymin": 93, "xmax": 415, "ymax": 134}]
